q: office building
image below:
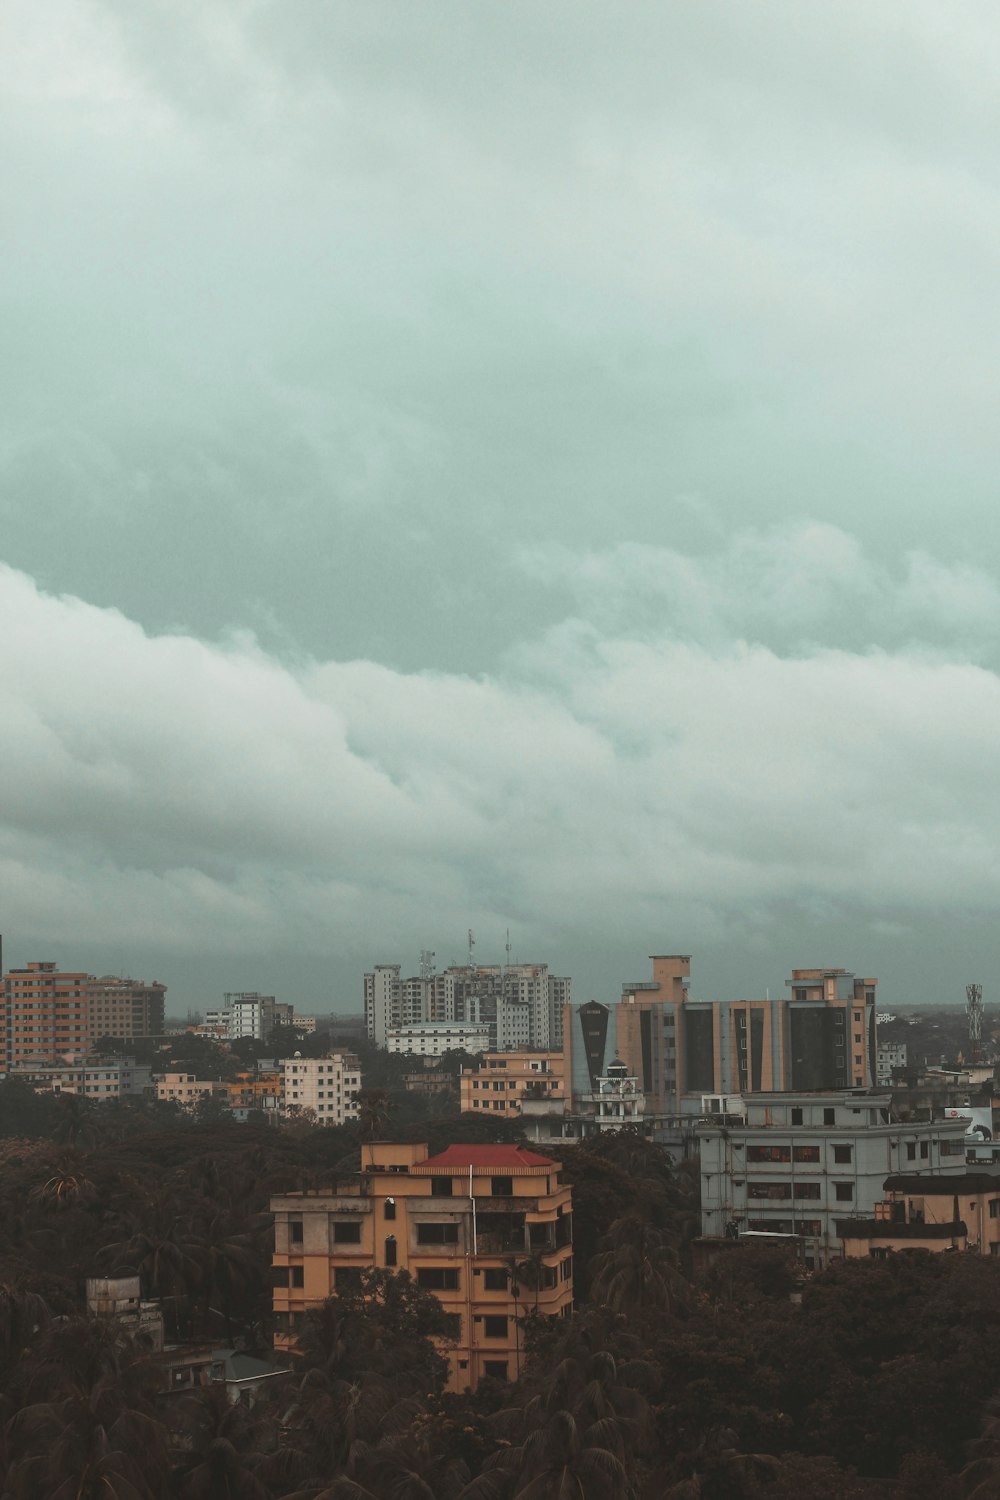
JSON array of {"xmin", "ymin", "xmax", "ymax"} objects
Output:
[
  {"xmin": 271, "ymin": 1140, "xmax": 574, "ymax": 1390},
  {"xmin": 696, "ymin": 1090, "xmax": 968, "ymax": 1268},
  {"xmin": 87, "ymin": 975, "xmax": 167, "ymax": 1041},
  {"xmin": 616, "ymin": 956, "xmax": 878, "ymax": 1116}
]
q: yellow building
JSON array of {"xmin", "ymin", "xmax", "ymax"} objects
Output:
[
  {"xmin": 460, "ymin": 1049, "xmax": 570, "ymax": 1118},
  {"xmin": 840, "ymin": 1171, "xmax": 1000, "ymax": 1259},
  {"xmin": 271, "ymin": 1141, "xmax": 574, "ymax": 1391}
]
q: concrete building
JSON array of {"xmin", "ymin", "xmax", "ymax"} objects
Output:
[
  {"xmin": 155, "ymin": 1072, "xmax": 229, "ymax": 1109},
  {"xmin": 223, "ymin": 1070, "xmax": 284, "ymax": 1119},
  {"xmin": 292, "ymin": 1015, "xmax": 317, "ymax": 1035},
  {"xmin": 221, "ymin": 993, "xmax": 294, "ymax": 1041},
  {"xmin": 1, "ymin": 960, "xmax": 91, "ymax": 1069},
  {"xmin": 877, "ymin": 1041, "xmax": 908, "ymax": 1086},
  {"xmin": 617, "ymin": 956, "xmax": 878, "ymax": 1117},
  {"xmin": 696, "ymin": 1090, "xmax": 968, "ymax": 1268},
  {"xmin": 271, "ymin": 1140, "xmax": 574, "ymax": 1391},
  {"xmin": 366, "ymin": 960, "xmax": 571, "ymax": 1053},
  {"xmin": 16, "ymin": 1058, "xmax": 153, "ymax": 1100},
  {"xmin": 87, "ymin": 975, "xmax": 166, "ymax": 1041},
  {"xmin": 281, "ymin": 1054, "xmax": 361, "ymax": 1125},
  {"xmin": 387, "ymin": 1022, "xmax": 490, "ymax": 1058},
  {"xmin": 461, "ymin": 1049, "xmax": 570, "ymax": 1119},
  {"xmin": 840, "ymin": 1170, "xmax": 1000, "ymax": 1258}
]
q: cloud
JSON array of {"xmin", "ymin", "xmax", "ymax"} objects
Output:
[{"xmin": 4, "ymin": 539, "xmax": 1000, "ymax": 998}]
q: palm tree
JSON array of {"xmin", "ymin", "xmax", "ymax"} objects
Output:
[
  {"xmin": 467, "ymin": 1409, "xmax": 633, "ymax": 1500},
  {"xmin": 168, "ymin": 1383, "xmax": 275, "ymax": 1500},
  {"xmin": 589, "ymin": 1217, "xmax": 685, "ymax": 1318},
  {"xmin": 352, "ymin": 1089, "xmax": 394, "ymax": 1142}
]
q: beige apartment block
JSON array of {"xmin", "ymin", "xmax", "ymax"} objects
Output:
[
  {"xmin": 155, "ymin": 1072, "xmax": 228, "ymax": 1108},
  {"xmin": 281, "ymin": 1054, "xmax": 361, "ymax": 1125},
  {"xmin": 460, "ymin": 1049, "xmax": 570, "ymax": 1119},
  {"xmin": 271, "ymin": 1141, "xmax": 574, "ymax": 1391}
]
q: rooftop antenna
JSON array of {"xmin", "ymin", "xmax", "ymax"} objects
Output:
[
  {"xmin": 468, "ymin": 929, "xmax": 475, "ymax": 971},
  {"xmin": 419, "ymin": 949, "xmax": 435, "ymax": 982},
  {"xmin": 967, "ymin": 982, "xmax": 984, "ymax": 1064}
]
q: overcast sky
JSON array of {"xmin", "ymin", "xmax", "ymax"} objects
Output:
[{"xmin": 4, "ymin": 1, "xmax": 1000, "ymax": 1015}]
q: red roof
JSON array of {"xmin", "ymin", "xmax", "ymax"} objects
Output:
[{"xmin": 415, "ymin": 1145, "xmax": 556, "ymax": 1172}]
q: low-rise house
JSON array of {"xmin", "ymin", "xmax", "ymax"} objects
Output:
[{"xmin": 839, "ymin": 1170, "xmax": 1000, "ymax": 1258}]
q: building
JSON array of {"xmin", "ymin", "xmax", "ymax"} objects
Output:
[
  {"xmin": 87, "ymin": 975, "xmax": 166, "ymax": 1041},
  {"xmin": 877, "ymin": 1041, "xmax": 908, "ymax": 1086},
  {"xmin": 155, "ymin": 1073, "xmax": 229, "ymax": 1109},
  {"xmin": 16, "ymin": 1058, "xmax": 153, "ymax": 1100},
  {"xmin": 460, "ymin": 1049, "xmax": 570, "ymax": 1119},
  {"xmin": 616, "ymin": 956, "xmax": 878, "ymax": 1116},
  {"xmin": 696, "ymin": 1090, "xmax": 968, "ymax": 1268},
  {"xmin": 220, "ymin": 993, "xmax": 294, "ymax": 1041},
  {"xmin": 222, "ymin": 1070, "xmax": 284, "ymax": 1119},
  {"xmin": 281, "ymin": 1054, "xmax": 361, "ymax": 1125},
  {"xmin": 292, "ymin": 1015, "xmax": 317, "ymax": 1034},
  {"xmin": 271, "ymin": 1140, "xmax": 573, "ymax": 1391},
  {"xmin": 840, "ymin": 1170, "xmax": 1000, "ymax": 1258},
  {"xmin": 387, "ymin": 1022, "xmax": 490, "ymax": 1058},
  {"xmin": 1, "ymin": 960, "xmax": 91, "ymax": 1069},
  {"xmin": 365, "ymin": 960, "xmax": 571, "ymax": 1052}
]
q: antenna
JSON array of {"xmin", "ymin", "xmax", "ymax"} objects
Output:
[
  {"xmin": 505, "ymin": 928, "xmax": 511, "ymax": 967},
  {"xmin": 419, "ymin": 949, "xmax": 435, "ymax": 982},
  {"xmin": 967, "ymin": 983, "xmax": 984, "ymax": 1064},
  {"xmin": 468, "ymin": 929, "xmax": 475, "ymax": 971}
]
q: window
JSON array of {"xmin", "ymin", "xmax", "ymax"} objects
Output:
[
  {"xmin": 920, "ymin": 1141, "xmax": 929, "ymax": 1160},
  {"xmin": 791, "ymin": 1108, "xmax": 803, "ymax": 1126},
  {"xmin": 793, "ymin": 1182, "xmax": 821, "ymax": 1200},
  {"xmin": 560, "ymin": 1256, "xmax": 573, "ymax": 1281},
  {"xmin": 272, "ymin": 1266, "xmax": 289, "ymax": 1287},
  {"xmin": 384, "ymin": 1198, "xmax": 396, "ymax": 1220},
  {"xmin": 491, "ymin": 1176, "xmax": 513, "ymax": 1197},
  {"xmin": 291, "ymin": 1265, "xmax": 304, "ymax": 1288},
  {"xmin": 431, "ymin": 1177, "xmax": 454, "ymax": 1197},
  {"xmin": 483, "ymin": 1268, "xmax": 508, "ymax": 1290},
  {"xmin": 334, "ymin": 1267, "xmax": 363, "ymax": 1290},
  {"xmin": 835, "ymin": 1183, "xmax": 854, "ymax": 1202},
  {"xmin": 793, "ymin": 1145, "xmax": 820, "ymax": 1163},
  {"xmin": 483, "ymin": 1360, "xmax": 508, "ymax": 1380},
  {"xmin": 384, "ymin": 1236, "xmax": 397, "ymax": 1267},
  {"xmin": 290, "ymin": 1219, "xmax": 304, "ymax": 1245},
  {"xmin": 748, "ymin": 1145, "xmax": 790, "ymax": 1163},
  {"xmin": 483, "ymin": 1315, "xmax": 508, "ymax": 1338},
  {"xmin": 417, "ymin": 1223, "xmax": 459, "ymax": 1245},
  {"xmin": 990, "ymin": 1200, "xmax": 1000, "ymax": 1220},
  {"xmin": 417, "ymin": 1266, "xmax": 459, "ymax": 1290},
  {"xmin": 833, "ymin": 1145, "xmax": 853, "ymax": 1165},
  {"xmin": 906, "ymin": 1143, "xmax": 917, "ymax": 1161},
  {"xmin": 823, "ymin": 1109, "xmax": 836, "ymax": 1126},
  {"xmin": 333, "ymin": 1222, "xmax": 362, "ymax": 1244},
  {"xmin": 748, "ymin": 1183, "xmax": 792, "ymax": 1200}
]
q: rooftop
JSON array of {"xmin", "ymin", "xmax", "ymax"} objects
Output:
[{"xmin": 415, "ymin": 1145, "xmax": 556, "ymax": 1171}]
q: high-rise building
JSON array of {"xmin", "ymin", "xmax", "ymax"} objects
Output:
[
  {"xmin": 281, "ymin": 1053, "xmax": 361, "ymax": 1125},
  {"xmin": 1, "ymin": 960, "xmax": 91, "ymax": 1069},
  {"xmin": 87, "ymin": 975, "xmax": 167, "ymax": 1041},
  {"xmin": 365, "ymin": 958, "xmax": 571, "ymax": 1052},
  {"xmin": 220, "ymin": 992, "xmax": 294, "ymax": 1041},
  {"xmin": 271, "ymin": 1141, "xmax": 574, "ymax": 1391},
  {"xmin": 616, "ymin": 956, "xmax": 878, "ymax": 1116}
]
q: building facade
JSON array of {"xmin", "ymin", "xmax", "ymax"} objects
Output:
[
  {"xmin": 460, "ymin": 1049, "xmax": 570, "ymax": 1119},
  {"xmin": 366, "ymin": 960, "xmax": 571, "ymax": 1053},
  {"xmin": 387, "ymin": 1022, "xmax": 491, "ymax": 1057},
  {"xmin": 221, "ymin": 993, "xmax": 294, "ymax": 1041},
  {"xmin": 697, "ymin": 1090, "xmax": 968, "ymax": 1268},
  {"xmin": 616, "ymin": 956, "xmax": 878, "ymax": 1116},
  {"xmin": 87, "ymin": 975, "xmax": 166, "ymax": 1041},
  {"xmin": 281, "ymin": 1054, "xmax": 361, "ymax": 1125},
  {"xmin": 271, "ymin": 1141, "xmax": 573, "ymax": 1390},
  {"xmin": 1, "ymin": 960, "xmax": 91, "ymax": 1069},
  {"xmin": 840, "ymin": 1170, "xmax": 1000, "ymax": 1258}
]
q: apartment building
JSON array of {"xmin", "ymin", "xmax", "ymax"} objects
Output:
[
  {"xmin": 87, "ymin": 975, "xmax": 166, "ymax": 1041},
  {"xmin": 365, "ymin": 961, "xmax": 571, "ymax": 1053},
  {"xmin": 271, "ymin": 1140, "xmax": 573, "ymax": 1390},
  {"xmin": 16, "ymin": 1059, "xmax": 153, "ymax": 1100},
  {"xmin": 697, "ymin": 1090, "xmax": 968, "ymax": 1268},
  {"xmin": 221, "ymin": 993, "xmax": 294, "ymax": 1041},
  {"xmin": 281, "ymin": 1054, "xmax": 361, "ymax": 1125},
  {"xmin": 223, "ymin": 1070, "xmax": 284, "ymax": 1117},
  {"xmin": 840, "ymin": 1170, "xmax": 1000, "ymax": 1257},
  {"xmin": 460, "ymin": 1049, "xmax": 570, "ymax": 1118},
  {"xmin": 1, "ymin": 960, "xmax": 91, "ymax": 1069},
  {"xmin": 387, "ymin": 1022, "xmax": 490, "ymax": 1058},
  {"xmin": 877, "ymin": 1041, "xmax": 908, "ymax": 1085},
  {"xmin": 616, "ymin": 956, "xmax": 878, "ymax": 1116},
  {"xmin": 155, "ymin": 1073, "xmax": 229, "ymax": 1108}
]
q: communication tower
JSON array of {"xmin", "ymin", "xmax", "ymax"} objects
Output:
[{"xmin": 967, "ymin": 982, "xmax": 984, "ymax": 1064}]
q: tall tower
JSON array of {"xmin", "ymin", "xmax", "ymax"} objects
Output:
[{"xmin": 967, "ymin": 983, "xmax": 984, "ymax": 1064}]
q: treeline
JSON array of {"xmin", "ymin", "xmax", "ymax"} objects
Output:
[{"xmin": 0, "ymin": 1084, "xmax": 998, "ymax": 1496}]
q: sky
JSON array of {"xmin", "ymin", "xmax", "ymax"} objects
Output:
[{"xmin": 4, "ymin": 1, "xmax": 1000, "ymax": 1015}]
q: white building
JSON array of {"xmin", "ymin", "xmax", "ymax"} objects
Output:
[
  {"xmin": 282, "ymin": 1054, "xmax": 361, "ymax": 1125},
  {"xmin": 387, "ymin": 1022, "xmax": 491, "ymax": 1057},
  {"xmin": 697, "ymin": 1089, "xmax": 968, "ymax": 1269},
  {"xmin": 15, "ymin": 1059, "xmax": 153, "ymax": 1100},
  {"xmin": 366, "ymin": 959, "xmax": 570, "ymax": 1052},
  {"xmin": 877, "ymin": 1041, "xmax": 908, "ymax": 1085},
  {"xmin": 292, "ymin": 1015, "xmax": 317, "ymax": 1035},
  {"xmin": 216, "ymin": 993, "xmax": 294, "ymax": 1041}
]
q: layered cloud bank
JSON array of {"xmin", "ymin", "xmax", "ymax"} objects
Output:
[{"xmin": 4, "ymin": 527, "xmax": 1000, "ymax": 996}]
